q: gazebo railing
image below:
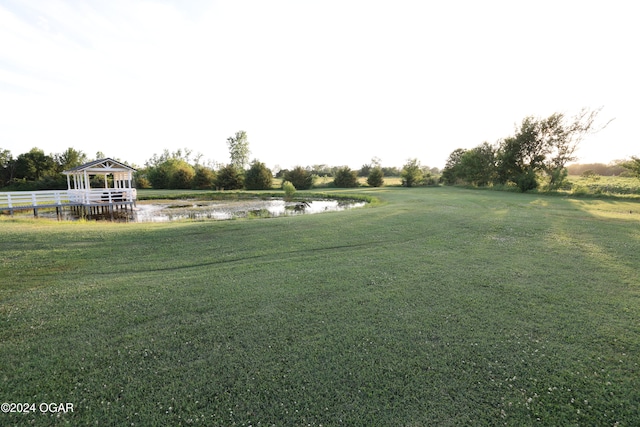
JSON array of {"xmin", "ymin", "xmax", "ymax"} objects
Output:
[{"xmin": 68, "ymin": 188, "xmax": 137, "ymax": 205}]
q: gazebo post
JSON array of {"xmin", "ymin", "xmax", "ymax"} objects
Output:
[{"xmin": 84, "ymin": 170, "xmax": 90, "ymax": 204}]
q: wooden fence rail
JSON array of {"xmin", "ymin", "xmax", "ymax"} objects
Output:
[{"xmin": 0, "ymin": 189, "xmax": 137, "ymax": 217}]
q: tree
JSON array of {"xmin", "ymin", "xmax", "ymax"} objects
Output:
[
  {"xmin": 441, "ymin": 148, "xmax": 467, "ymax": 185},
  {"xmin": 55, "ymin": 147, "xmax": 88, "ymax": 173},
  {"xmin": 367, "ymin": 166, "xmax": 384, "ymax": 187},
  {"xmin": 333, "ymin": 166, "xmax": 358, "ymax": 188},
  {"xmin": 144, "ymin": 149, "xmax": 198, "ymax": 189},
  {"xmin": 495, "ymin": 136, "xmax": 521, "ymax": 186},
  {"xmin": 542, "ymin": 108, "xmax": 611, "ymax": 188},
  {"xmin": 282, "ymin": 180, "xmax": 296, "ymax": 201},
  {"xmin": 283, "ymin": 166, "xmax": 314, "ymax": 190},
  {"xmin": 496, "ymin": 108, "xmax": 611, "ymax": 191},
  {"xmin": 622, "ymin": 156, "xmax": 640, "ymax": 179},
  {"xmin": 15, "ymin": 148, "xmax": 55, "ymax": 181},
  {"xmin": 401, "ymin": 158, "xmax": 424, "ymax": 187},
  {"xmin": 169, "ymin": 162, "xmax": 195, "ymax": 189},
  {"xmin": 0, "ymin": 148, "xmax": 15, "ymax": 187},
  {"xmin": 359, "ymin": 163, "xmax": 372, "ymax": 177},
  {"xmin": 192, "ymin": 166, "xmax": 216, "ymax": 189},
  {"xmin": 382, "ymin": 166, "xmax": 401, "ymax": 177},
  {"xmin": 227, "ymin": 130, "xmax": 251, "ymax": 170},
  {"xmin": 308, "ymin": 164, "xmax": 332, "ymax": 177},
  {"xmin": 150, "ymin": 159, "xmax": 194, "ymax": 189},
  {"xmin": 495, "ymin": 133, "xmax": 540, "ymax": 192},
  {"xmin": 216, "ymin": 164, "xmax": 244, "ymax": 190},
  {"xmin": 146, "ymin": 163, "xmax": 171, "ymax": 189},
  {"xmin": 459, "ymin": 142, "xmax": 496, "ymax": 186},
  {"xmin": 134, "ymin": 171, "xmax": 152, "ymax": 189},
  {"xmin": 360, "ymin": 157, "xmax": 382, "ymax": 177},
  {"xmin": 244, "ymin": 160, "xmax": 273, "ymax": 190}
]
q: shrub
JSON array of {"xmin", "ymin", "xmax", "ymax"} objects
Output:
[
  {"xmin": 283, "ymin": 166, "xmax": 314, "ymax": 190},
  {"xmin": 515, "ymin": 170, "xmax": 538, "ymax": 192},
  {"xmin": 244, "ymin": 161, "xmax": 273, "ymax": 190},
  {"xmin": 282, "ymin": 180, "xmax": 296, "ymax": 201},
  {"xmin": 423, "ymin": 175, "xmax": 439, "ymax": 186},
  {"xmin": 367, "ymin": 167, "xmax": 384, "ymax": 187},
  {"xmin": 546, "ymin": 168, "xmax": 569, "ymax": 191},
  {"xmin": 333, "ymin": 167, "xmax": 358, "ymax": 188},
  {"xmin": 192, "ymin": 166, "xmax": 216, "ymax": 189},
  {"xmin": 169, "ymin": 164, "xmax": 195, "ymax": 189},
  {"xmin": 401, "ymin": 159, "xmax": 424, "ymax": 187},
  {"xmin": 147, "ymin": 159, "xmax": 195, "ymax": 189},
  {"xmin": 147, "ymin": 164, "xmax": 171, "ymax": 188},
  {"xmin": 216, "ymin": 164, "xmax": 244, "ymax": 190},
  {"xmin": 571, "ymin": 185, "xmax": 590, "ymax": 196},
  {"xmin": 135, "ymin": 175, "xmax": 152, "ymax": 189},
  {"xmin": 581, "ymin": 169, "xmax": 600, "ymax": 180}
]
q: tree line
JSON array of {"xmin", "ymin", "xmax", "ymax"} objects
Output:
[
  {"xmin": 439, "ymin": 107, "xmax": 638, "ymax": 191},
  {"xmin": 0, "ymin": 147, "xmax": 96, "ymax": 190},
  {"xmin": 137, "ymin": 131, "xmax": 440, "ymax": 190},
  {"xmin": 5, "ymin": 109, "xmax": 635, "ymax": 192},
  {"xmin": 0, "ymin": 130, "xmax": 441, "ymax": 191}
]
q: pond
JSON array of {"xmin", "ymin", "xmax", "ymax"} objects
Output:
[{"xmin": 133, "ymin": 198, "xmax": 366, "ymax": 222}]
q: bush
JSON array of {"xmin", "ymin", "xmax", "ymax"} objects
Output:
[
  {"xmin": 169, "ymin": 164, "xmax": 195, "ymax": 189},
  {"xmin": 216, "ymin": 165, "xmax": 244, "ymax": 190},
  {"xmin": 147, "ymin": 159, "xmax": 195, "ymax": 189},
  {"xmin": 333, "ymin": 167, "xmax": 358, "ymax": 188},
  {"xmin": 283, "ymin": 166, "xmax": 314, "ymax": 190},
  {"xmin": 244, "ymin": 161, "xmax": 273, "ymax": 190},
  {"xmin": 147, "ymin": 164, "xmax": 171, "ymax": 189},
  {"xmin": 282, "ymin": 180, "xmax": 296, "ymax": 201},
  {"xmin": 4, "ymin": 177, "xmax": 66, "ymax": 191},
  {"xmin": 192, "ymin": 166, "xmax": 216, "ymax": 189},
  {"xmin": 401, "ymin": 159, "xmax": 424, "ymax": 187},
  {"xmin": 515, "ymin": 170, "xmax": 538, "ymax": 192},
  {"xmin": 423, "ymin": 175, "xmax": 439, "ymax": 186},
  {"xmin": 135, "ymin": 175, "xmax": 152, "ymax": 189},
  {"xmin": 581, "ymin": 169, "xmax": 600, "ymax": 180},
  {"xmin": 571, "ymin": 185, "xmax": 590, "ymax": 196},
  {"xmin": 367, "ymin": 167, "xmax": 384, "ymax": 187}
]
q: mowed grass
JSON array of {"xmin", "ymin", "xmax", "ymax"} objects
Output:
[{"xmin": 1, "ymin": 187, "xmax": 639, "ymax": 426}]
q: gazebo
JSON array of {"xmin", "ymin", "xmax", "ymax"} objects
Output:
[{"xmin": 63, "ymin": 158, "xmax": 137, "ymax": 210}]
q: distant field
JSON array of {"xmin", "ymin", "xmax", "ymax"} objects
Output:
[
  {"xmin": 1, "ymin": 187, "xmax": 639, "ymax": 425},
  {"xmin": 566, "ymin": 175, "xmax": 640, "ymax": 196}
]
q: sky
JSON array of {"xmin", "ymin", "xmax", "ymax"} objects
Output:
[{"xmin": 1, "ymin": 0, "xmax": 638, "ymax": 170}]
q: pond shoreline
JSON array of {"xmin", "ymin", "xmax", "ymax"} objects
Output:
[
  {"xmin": 134, "ymin": 198, "xmax": 366, "ymax": 222},
  {"xmin": 1, "ymin": 191, "xmax": 373, "ymax": 222}
]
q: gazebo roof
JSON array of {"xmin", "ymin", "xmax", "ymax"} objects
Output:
[{"xmin": 63, "ymin": 158, "xmax": 136, "ymax": 175}]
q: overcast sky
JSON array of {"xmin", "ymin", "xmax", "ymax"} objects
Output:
[{"xmin": 1, "ymin": 0, "xmax": 638, "ymax": 169}]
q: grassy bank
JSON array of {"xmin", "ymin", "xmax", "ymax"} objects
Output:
[{"xmin": 1, "ymin": 187, "xmax": 639, "ymax": 425}]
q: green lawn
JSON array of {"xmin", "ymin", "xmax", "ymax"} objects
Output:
[{"xmin": 1, "ymin": 187, "xmax": 639, "ymax": 426}]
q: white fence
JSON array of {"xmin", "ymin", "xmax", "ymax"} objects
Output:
[{"xmin": 0, "ymin": 189, "xmax": 137, "ymax": 211}]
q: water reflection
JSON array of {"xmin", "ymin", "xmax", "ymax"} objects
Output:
[{"xmin": 134, "ymin": 199, "xmax": 365, "ymax": 222}]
